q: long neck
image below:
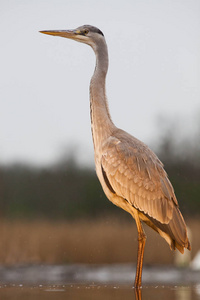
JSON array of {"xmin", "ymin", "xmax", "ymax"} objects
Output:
[{"xmin": 90, "ymin": 39, "xmax": 115, "ymax": 152}]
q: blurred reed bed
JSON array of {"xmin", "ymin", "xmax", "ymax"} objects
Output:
[{"xmin": 0, "ymin": 217, "xmax": 198, "ymax": 265}]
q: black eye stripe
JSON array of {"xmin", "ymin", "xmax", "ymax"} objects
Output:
[
  {"xmin": 96, "ymin": 28, "xmax": 104, "ymax": 36},
  {"xmin": 79, "ymin": 26, "xmax": 104, "ymax": 37}
]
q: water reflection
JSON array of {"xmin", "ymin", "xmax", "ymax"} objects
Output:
[
  {"xmin": 0, "ymin": 285, "xmax": 199, "ymax": 300},
  {"xmin": 175, "ymin": 286, "xmax": 192, "ymax": 300},
  {"xmin": 135, "ymin": 288, "xmax": 142, "ymax": 300}
]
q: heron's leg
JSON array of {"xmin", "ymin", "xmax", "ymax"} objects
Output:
[
  {"xmin": 109, "ymin": 196, "xmax": 146, "ymax": 288},
  {"xmin": 134, "ymin": 212, "xmax": 146, "ymax": 288}
]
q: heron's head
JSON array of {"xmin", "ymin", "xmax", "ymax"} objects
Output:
[{"xmin": 40, "ymin": 25, "xmax": 105, "ymax": 49}]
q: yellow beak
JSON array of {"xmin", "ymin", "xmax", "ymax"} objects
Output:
[{"xmin": 39, "ymin": 30, "xmax": 77, "ymax": 39}]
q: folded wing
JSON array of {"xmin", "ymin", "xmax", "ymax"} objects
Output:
[{"xmin": 101, "ymin": 129, "xmax": 190, "ymax": 252}]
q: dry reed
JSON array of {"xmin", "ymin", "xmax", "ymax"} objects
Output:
[{"xmin": 0, "ymin": 217, "xmax": 198, "ymax": 265}]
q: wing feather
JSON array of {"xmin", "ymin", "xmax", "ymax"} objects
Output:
[{"xmin": 101, "ymin": 131, "xmax": 177, "ymax": 224}]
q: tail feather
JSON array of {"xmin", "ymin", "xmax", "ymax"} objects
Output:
[{"xmin": 144, "ymin": 205, "xmax": 191, "ymax": 253}]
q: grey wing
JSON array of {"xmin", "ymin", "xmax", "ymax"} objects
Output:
[{"xmin": 101, "ymin": 133, "xmax": 178, "ymax": 224}]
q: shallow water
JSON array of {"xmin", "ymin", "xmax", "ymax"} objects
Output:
[
  {"xmin": 0, "ymin": 264, "xmax": 199, "ymax": 299},
  {"xmin": 0, "ymin": 284, "xmax": 200, "ymax": 300}
]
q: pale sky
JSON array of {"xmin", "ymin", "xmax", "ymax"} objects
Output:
[{"xmin": 1, "ymin": 0, "xmax": 200, "ymax": 166}]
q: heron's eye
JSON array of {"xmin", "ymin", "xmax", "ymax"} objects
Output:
[{"xmin": 84, "ymin": 29, "xmax": 89, "ymax": 35}]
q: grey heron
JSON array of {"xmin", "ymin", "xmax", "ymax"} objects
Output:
[{"xmin": 40, "ymin": 25, "xmax": 191, "ymax": 288}]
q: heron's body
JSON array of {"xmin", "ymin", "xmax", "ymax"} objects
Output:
[{"xmin": 40, "ymin": 25, "xmax": 191, "ymax": 288}]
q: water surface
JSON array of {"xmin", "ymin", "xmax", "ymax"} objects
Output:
[
  {"xmin": 0, "ymin": 284, "xmax": 200, "ymax": 300},
  {"xmin": 0, "ymin": 264, "xmax": 199, "ymax": 300}
]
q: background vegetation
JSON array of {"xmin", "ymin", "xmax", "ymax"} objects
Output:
[{"xmin": 0, "ymin": 122, "xmax": 199, "ymax": 220}]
